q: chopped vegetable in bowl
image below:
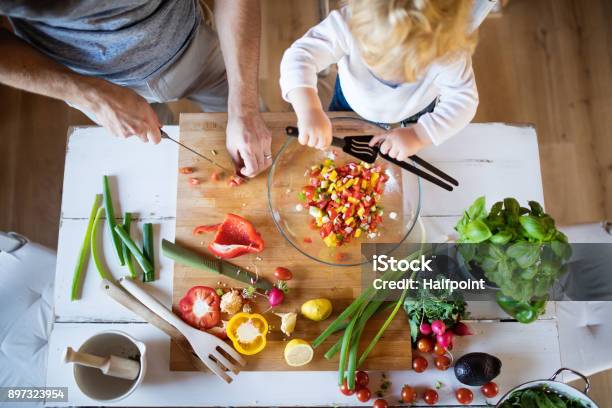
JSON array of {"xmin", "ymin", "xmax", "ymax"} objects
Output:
[{"xmin": 300, "ymin": 158, "xmax": 389, "ymax": 247}]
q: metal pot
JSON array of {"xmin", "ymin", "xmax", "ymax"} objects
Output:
[{"xmin": 496, "ymin": 368, "xmax": 598, "ymax": 407}]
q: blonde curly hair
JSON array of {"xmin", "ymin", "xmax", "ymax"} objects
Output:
[{"xmin": 348, "ymin": 0, "xmax": 477, "ymax": 82}]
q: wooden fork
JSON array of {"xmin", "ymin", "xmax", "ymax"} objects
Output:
[{"xmin": 117, "ymin": 277, "xmax": 246, "ymax": 383}]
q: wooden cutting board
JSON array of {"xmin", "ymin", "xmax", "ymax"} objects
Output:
[{"xmin": 171, "ymin": 112, "xmax": 411, "ymax": 371}]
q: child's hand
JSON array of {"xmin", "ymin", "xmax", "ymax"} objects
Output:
[
  {"xmin": 296, "ymin": 108, "xmax": 333, "ymax": 149},
  {"xmin": 369, "ymin": 126, "xmax": 429, "ymax": 161},
  {"xmin": 287, "ymin": 87, "xmax": 333, "ymax": 149}
]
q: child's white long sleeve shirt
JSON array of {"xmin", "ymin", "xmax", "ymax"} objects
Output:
[{"xmin": 279, "ymin": 8, "xmax": 479, "ymax": 146}]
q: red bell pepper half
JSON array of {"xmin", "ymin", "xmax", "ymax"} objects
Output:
[
  {"xmin": 207, "ymin": 213, "xmax": 264, "ymax": 259},
  {"xmin": 178, "ymin": 286, "xmax": 221, "ymax": 330}
]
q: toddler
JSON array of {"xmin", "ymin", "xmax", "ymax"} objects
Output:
[{"xmin": 280, "ymin": 0, "xmax": 479, "ymax": 161}]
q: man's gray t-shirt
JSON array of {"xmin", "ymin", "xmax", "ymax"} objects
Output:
[{"xmin": 0, "ymin": 0, "xmax": 200, "ymax": 85}]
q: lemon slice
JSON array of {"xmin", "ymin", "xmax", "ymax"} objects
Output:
[{"xmin": 284, "ymin": 339, "xmax": 314, "ymax": 367}]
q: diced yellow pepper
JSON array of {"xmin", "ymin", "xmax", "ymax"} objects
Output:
[
  {"xmin": 370, "ymin": 172, "xmax": 380, "ymax": 188},
  {"xmin": 346, "ymin": 217, "xmax": 354, "ymax": 225},
  {"xmin": 357, "ymin": 206, "xmax": 365, "ymax": 217},
  {"xmin": 323, "ymin": 234, "xmax": 337, "ymax": 247},
  {"xmin": 329, "ymin": 170, "xmax": 338, "ymax": 181},
  {"xmin": 355, "ymin": 228, "xmax": 362, "ymax": 238},
  {"xmin": 316, "ymin": 217, "xmax": 323, "ymax": 227},
  {"xmin": 348, "ymin": 196, "xmax": 359, "ymax": 204},
  {"xmin": 361, "ymin": 180, "xmax": 368, "ymax": 190}
]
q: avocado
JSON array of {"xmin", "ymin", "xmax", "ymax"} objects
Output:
[{"xmin": 454, "ymin": 352, "xmax": 502, "ymax": 386}]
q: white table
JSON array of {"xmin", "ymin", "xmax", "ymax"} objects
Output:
[{"xmin": 46, "ymin": 124, "xmax": 564, "ymax": 406}]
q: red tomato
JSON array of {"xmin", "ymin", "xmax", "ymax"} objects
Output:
[
  {"xmin": 423, "ymin": 389, "xmax": 439, "ymax": 405},
  {"xmin": 412, "ymin": 356, "xmax": 428, "ymax": 373},
  {"xmin": 340, "ymin": 380, "xmax": 355, "ymax": 396},
  {"xmin": 373, "ymin": 399, "xmax": 388, "ymax": 408},
  {"xmin": 434, "ymin": 355, "xmax": 451, "ymax": 371},
  {"xmin": 355, "ymin": 371, "xmax": 369, "ymax": 388},
  {"xmin": 274, "ymin": 267, "xmax": 293, "ymax": 281},
  {"xmin": 456, "ymin": 388, "xmax": 473, "ymax": 405},
  {"xmin": 417, "ymin": 337, "xmax": 435, "ymax": 353},
  {"xmin": 401, "ymin": 385, "xmax": 417, "ymax": 403},
  {"xmin": 189, "ymin": 177, "xmax": 200, "ymax": 185},
  {"xmin": 356, "ymin": 387, "xmax": 371, "ymax": 403},
  {"xmin": 178, "ymin": 286, "xmax": 220, "ymax": 329},
  {"xmin": 481, "ymin": 382, "xmax": 499, "ymax": 398},
  {"xmin": 302, "ymin": 185, "xmax": 316, "ymax": 201},
  {"xmin": 179, "ymin": 166, "xmax": 193, "ymax": 174},
  {"xmin": 433, "ymin": 343, "xmax": 446, "ymax": 356},
  {"xmin": 210, "ymin": 171, "xmax": 221, "ymax": 181}
]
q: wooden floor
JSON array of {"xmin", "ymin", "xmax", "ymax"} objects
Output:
[{"xmin": 1, "ymin": 0, "xmax": 611, "ymax": 404}]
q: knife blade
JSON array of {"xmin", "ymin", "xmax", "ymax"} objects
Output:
[{"xmin": 160, "ymin": 129, "xmax": 231, "ymax": 173}]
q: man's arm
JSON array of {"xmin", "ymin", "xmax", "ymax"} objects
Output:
[
  {"xmin": 214, "ymin": 0, "xmax": 272, "ymax": 178},
  {"xmin": 0, "ymin": 29, "xmax": 161, "ymax": 143}
]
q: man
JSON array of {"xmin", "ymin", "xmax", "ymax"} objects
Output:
[{"xmin": 0, "ymin": 0, "xmax": 272, "ymax": 178}]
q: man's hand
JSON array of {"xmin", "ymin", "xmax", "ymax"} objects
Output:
[
  {"xmin": 0, "ymin": 30, "xmax": 161, "ymax": 144},
  {"xmin": 226, "ymin": 111, "xmax": 272, "ymax": 178},
  {"xmin": 81, "ymin": 79, "xmax": 162, "ymax": 144},
  {"xmin": 369, "ymin": 126, "xmax": 430, "ymax": 161}
]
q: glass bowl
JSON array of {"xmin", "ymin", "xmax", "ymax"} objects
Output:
[{"xmin": 267, "ymin": 117, "xmax": 421, "ymax": 266}]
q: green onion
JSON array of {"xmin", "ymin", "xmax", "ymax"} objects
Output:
[
  {"xmin": 70, "ymin": 194, "xmax": 101, "ymax": 300},
  {"xmin": 346, "ymin": 323, "xmax": 366, "ymax": 390},
  {"xmin": 103, "ymin": 175, "xmax": 124, "ymax": 265},
  {"xmin": 121, "ymin": 212, "xmax": 137, "ymax": 279},
  {"xmin": 338, "ymin": 311, "xmax": 359, "ymax": 386},
  {"xmin": 114, "ymin": 225, "xmax": 153, "ymax": 278},
  {"xmin": 142, "ymin": 223, "xmax": 155, "ymax": 282},
  {"xmin": 357, "ymin": 288, "xmax": 409, "ymax": 367},
  {"xmin": 91, "ymin": 206, "xmax": 113, "ymax": 281}
]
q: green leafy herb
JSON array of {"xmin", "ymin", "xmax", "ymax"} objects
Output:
[{"xmin": 455, "ymin": 197, "xmax": 572, "ymax": 322}]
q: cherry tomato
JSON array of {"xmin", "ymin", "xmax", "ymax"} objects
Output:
[
  {"xmin": 456, "ymin": 388, "xmax": 473, "ymax": 405},
  {"xmin": 401, "ymin": 385, "xmax": 417, "ymax": 403},
  {"xmin": 417, "ymin": 337, "xmax": 435, "ymax": 353},
  {"xmin": 355, "ymin": 371, "xmax": 369, "ymax": 388},
  {"xmin": 340, "ymin": 379, "xmax": 355, "ymax": 396},
  {"xmin": 356, "ymin": 387, "xmax": 371, "ymax": 403},
  {"xmin": 434, "ymin": 355, "xmax": 451, "ymax": 371},
  {"xmin": 179, "ymin": 166, "xmax": 193, "ymax": 174},
  {"xmin": 189, "ymin": 177, "xmax": 200, "ymax": 185},
  {"xmin": 373, "ymin": 399, "xmax": 388, "ymax": 408},
  {"xmin": 423, "ymin": 389, "xmax": 439, "ymax": 405},
  {"xmin": 274, "ymin": 267, "xmax": 293, "ymax": 281},
  {"xmin": 433, "ymin": 343, "xmax": 447, "ymax": 356},
  {"xmin": 412, "ymin": 356, "xmax": 428, "ymax": 373},
  {"xmin": 481, "ymin": 382, "xmax": 499, "ymax": 398}
]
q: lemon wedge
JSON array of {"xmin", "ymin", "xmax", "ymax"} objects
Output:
[{"xmin": 284, "ymin": 339, "xmax": 314, "ymax": 367}]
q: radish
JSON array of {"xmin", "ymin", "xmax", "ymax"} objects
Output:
[
  {"xmin": 268, "ymin": 287, "xmax": 284, "ymax": 307},
  {"xmin": 419, "ymin": 322, "xmax": 432, "ymax": 335},
  {"xmin": 431, "ymin": 320, "xmax": 446, "ymax": 335},
  {"xmin": 436, "ymin": 331, "xmax": 454, "ymax": 348},
  {"xmin": 452, "ymin": 322, "xmax": 473, "ymax": 336}
]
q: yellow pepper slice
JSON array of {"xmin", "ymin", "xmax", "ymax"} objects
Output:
[{"xmin": 226, "ymin": 312, "xmax": 268, "ymax": 355}]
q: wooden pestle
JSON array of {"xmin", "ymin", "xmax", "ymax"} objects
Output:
[{"xmin": 64, "ymin": 346, "xmax": 140, "ymax": 380}]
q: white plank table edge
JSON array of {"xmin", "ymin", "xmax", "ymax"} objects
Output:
[{"xmin": 48, "ymin": 123, "xmax": 563, "ymax": 407}]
